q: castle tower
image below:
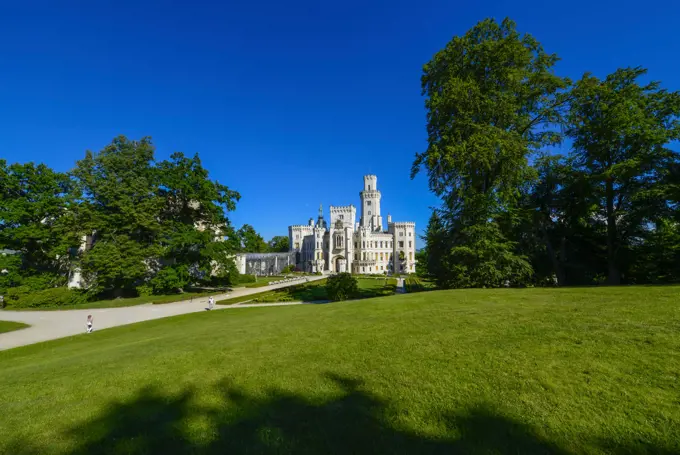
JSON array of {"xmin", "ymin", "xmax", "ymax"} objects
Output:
[{"xmin": 360, "ymin": 175, "xmax": 382, "ymax": 231}]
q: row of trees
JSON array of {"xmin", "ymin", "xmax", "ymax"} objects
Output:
[
  {"xmin": 0, "ymin": 136, "xmax": 283, "ymax": 298},
  {"xmin": 415, "ymin": 18, "xmax": 680, "ymax": 288}
]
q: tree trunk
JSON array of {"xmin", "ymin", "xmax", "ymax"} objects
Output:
[
  {"xmin": 540, "ymin": 223, "xmax": 565, "ymax": 286},
  {"xmin": 559, "ymin": 237, "xmax": 568, "ymax": 285},
  {"xmin": 605, "ymin": 178, "xmax": 620, "ymax": 285}
]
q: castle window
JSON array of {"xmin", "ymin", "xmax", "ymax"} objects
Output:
[
  {"xmin": 409, "ymin": 241, "xmax": 412, "ymax": 248},
  {"xmin": 362, "ymin": 267, "xmax": 365, "ymax": 272},
  {"xmin": 339, "ymin": 214, "xmax": 344, "ymax": 220},
  {"xmin": 363, "ymin": 241, "xmax": 365, "ymax": 248},
  {"xmin": 380, "ymin": 241, "xmax": 383, "ymax": 248},
  {"xmin": 399, "ymin": 232, "xmax": 403, "ymax": 237},
  {"xmin": 409, "ymin": 252, "xmax": 413, "ymax": 260},
  {"xmin": 295, "ymin": 242, "xmax": 299, "ymax": 249},
  {"xmin": 399, "ymin": 241, "xmax": 404, "ymax": 248},
  {"xmin": 355, "ymin": 242, "xmax": 358, "ymax": 249},
  {"xmin": 354, "ymin": 254, "xmax": 358, "ymax": 260},
  {"xmin": 408, "ymin": 232, "xmax": 412, "ymax": 237},
  {"xmin": 367, "ymin": 201, "xmax": 371, "ymax": 206}
]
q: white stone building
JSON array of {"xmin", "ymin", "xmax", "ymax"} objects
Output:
[{"xmin": 289, "ymin": 175, "xmax": 416, "ymax": 274}]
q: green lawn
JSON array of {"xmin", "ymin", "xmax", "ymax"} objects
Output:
[
  {"xmin": 1, "ymin": 286, "xmax": 679, "ymax": 454},
  {"xmin": 15, "ymin": 291, "xmax": 215, "ymax": 311},
  {"xmin": 0, "ymin": 320, "xmax": 29, "ymax": 334},
  {"xmin": 217, "ymin": 277, "xmax": 398, "ymax": 305}
]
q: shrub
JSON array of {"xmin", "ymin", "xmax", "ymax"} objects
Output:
[
  {"xmin": 149, "ymin": 266, "xmax": 190, "ymax": 294},
  {"xmin": 404, "ymin": 276, "xmax": 425, "ymax": 293},
  {"xmin": 136, "ymin": 284, "xmax": 153, "ymax": 297},
  {"xmin": 233, "ymin": 274, "xmax": 256, "ymax": 285},
  {"xmin": 325, "ymin": 273, "xmax": 359, "ymax": 301},
  {"xmin": 281, "ymin": 265, "xmax": 295, "ymax": 274},
  {"xmin": 6, "ymin": 287, "xmax": 86, "ymax": 308}
]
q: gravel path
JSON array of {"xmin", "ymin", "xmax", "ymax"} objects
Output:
[{"xmin": 0, "ymin": 276, "xmax": 325, "ymax": 351}]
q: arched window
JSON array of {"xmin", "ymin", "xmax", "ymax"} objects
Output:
[{"xmin": 367, "ymin": 201, "xmax": 371, "ymax": 206}]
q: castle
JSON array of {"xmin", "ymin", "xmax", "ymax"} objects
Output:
[{"xmin": 288, "ymin": 175, "xmax": 416, "ymax": 274}]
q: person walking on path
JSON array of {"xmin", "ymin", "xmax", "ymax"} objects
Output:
[
  {"xmin": 86, "ymin": 315, "xmax": 94, "ymax": 333},
  {"xmin": 208, "ymin": 296, "xmax": 215, "ymax": 310}
]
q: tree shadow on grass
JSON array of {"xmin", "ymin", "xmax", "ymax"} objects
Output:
[{"xmin": 8, "ymin": 373, "xmax": 676, "ymax": 455}]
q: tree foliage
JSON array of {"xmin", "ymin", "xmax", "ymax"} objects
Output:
[
  {"xmin": 238, "ymin": 224, "xmax": 268, "ymax": 253},
  {"xmin": 72, "ymin": 137, "xmax": 164, "ymax": 294},
  {"xmin": 155, "ymin": 151, "xmax": 241, "ymax": 287},
  {"xmin": 418, "ymin": 19, "xmax": 680, "ymax": 288},
  {"xmin": 0, "ymin": 136, "xmax": 242, "ymax": 299},
  {"xmin": 413, "ymin": 17, "xmax": 568, "ymax": 287},
  {"xmin": 325, "ymin": 273, "xmax": 358, "ymax": 301},
  {"xmin": 0, "ymin": 160, "xmax": 79, "ymax": 284},
  {"xmin": 566, "ymin": 67, "xmax": 680, "ymax": 284},
  {"xmin": 268, "ymin": 236, "xmax": 290, "ymax": 253}
]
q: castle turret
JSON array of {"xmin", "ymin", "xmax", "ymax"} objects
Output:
[{"xmin": 360, "ymin": 175, "xmax": 382, "ymax": 231}]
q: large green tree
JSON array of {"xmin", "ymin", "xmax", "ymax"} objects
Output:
[
  {"xmin": 0, "ymin": 160, "xmax": 79, "ymax": 285},
  {"xmin": 413, "ymin": 18, "xmax": 568, "ymax": 288},
  {"xmin": 72, "ymin": 136, "xmax": 163, "ymax": 295},
  {"xmin": 155, "ymin": 152, "xmax": 240, "ymax": 292},
  {"xmin": 566, "ymin": 67, "xmax": 680, "ymax": 284}
]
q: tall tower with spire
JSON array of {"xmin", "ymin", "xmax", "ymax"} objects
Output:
[{"xmin": 360, "ymin": 175, "xmax": 382, "ymax": 231}]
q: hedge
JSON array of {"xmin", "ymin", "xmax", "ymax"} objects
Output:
[{"xmin": 5, "ymin": 287, "xmax": 87, "ymax": 308}]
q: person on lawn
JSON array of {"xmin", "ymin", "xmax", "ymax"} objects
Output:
[
  {"xmin": 86, "ymin": 315, "xmax": 94, "ymax": 333},
  {"xmin": 208, "ymin": 296, "xmax": 214, "ymax": 310}
]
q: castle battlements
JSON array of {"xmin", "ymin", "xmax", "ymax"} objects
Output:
[
  {"xmin": 390, "ymin": 221, "xmax": 416, "ymax": 228},
  {"xmin": 330, "ymin": 205, "xmax": 355, "ymax": 212}
]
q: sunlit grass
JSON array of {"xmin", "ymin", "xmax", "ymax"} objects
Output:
[
  {"xmin": 0, "ymin": 320, "xmax": 29, "ymax": 334},
  {"xmin": 1, "ymin": 286, "xmax": 678, "ymax": 454}
]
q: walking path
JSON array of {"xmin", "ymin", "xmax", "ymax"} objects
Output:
[{"xmin": 0, "ymin": 276, "xmax": 326, "ymax": 351}]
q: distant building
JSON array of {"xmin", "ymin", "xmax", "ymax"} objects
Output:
[{"xmin": 288, "ymin": 175, "xmax": 416, "ymax": 274}]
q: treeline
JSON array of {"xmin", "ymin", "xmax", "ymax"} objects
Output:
[
  {"xmin": 0, "ymin": 136, "xmax": 282, "ymax": 301},
  {"xmin": 415, "ymin": 18, "xmax": 680, "ymax": 288}
]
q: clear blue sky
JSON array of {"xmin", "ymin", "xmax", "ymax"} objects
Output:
[{"xmin": 2, "ymin": 0, "xmax": 679, "ymax": 247}]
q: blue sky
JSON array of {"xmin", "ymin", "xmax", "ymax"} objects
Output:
[{"xmin": 2, "ymin": 0, "xmax": 679, "ymax": 247}]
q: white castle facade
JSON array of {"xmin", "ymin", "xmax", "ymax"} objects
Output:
[{"xmin": 289, "ymin": 175, "xmax": 416, "ymax": 275}]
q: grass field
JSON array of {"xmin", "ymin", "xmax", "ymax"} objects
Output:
[
  {"xmin": 217, "ymin": 277, "xmax": 397, "ymax": 305},
  {"xmin": 1, "ymin": 286, "xmax": 679, "ymax": 454},
  {"xmin": 0, "ymin": 320, "xmax": 29, "ymax": 334},
  {"xmin": 13, "ymin": 291, "xmax": 216, "ymax": 311}
]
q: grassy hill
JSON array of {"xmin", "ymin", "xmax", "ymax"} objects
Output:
[{"xmin": 0, "ymin": 286, "xmax": 678, "ymax": 454}]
